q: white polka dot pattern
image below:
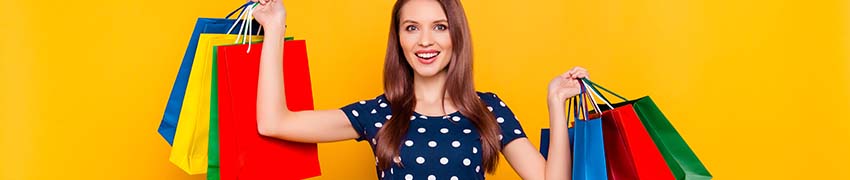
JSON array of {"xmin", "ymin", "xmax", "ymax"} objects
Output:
[{"xmin": 339, "ymin": 92, "xmax": 526, "ymax": 180}]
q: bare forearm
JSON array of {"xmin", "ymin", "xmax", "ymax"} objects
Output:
[
  {"xmin": 545, "ymin": 97, "xmax": 571, "ymax": 180},
  {"xmin": 256, "ymin": 27, "xmax": 288, "ymax": 135}
]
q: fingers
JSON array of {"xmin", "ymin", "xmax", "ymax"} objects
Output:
[
  {"xmin": 568, "ymin": 78, "xmax": 579, "ymax": 86},
  {"xmin": 250, "ymin": 0, "xmax": 273, "ymax": 5},
  {"xmin": 567, "ymin": 66, "xmax": 588, "ymax": 79},
  {"xmin": 559, "ymin": 66, "xmax": 590, "ymax": 81},
  {"xmin": 572, "ymin": 66, "xmax": 586, "ymax": 72},
  {"xmin": 574, "ymin": 71, "xmax": 588, "ymax": 79}
]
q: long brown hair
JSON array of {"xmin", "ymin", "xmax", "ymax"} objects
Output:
[{"xmin": 375, "ymin": 0, "xmax": 502, "ymax": 174}]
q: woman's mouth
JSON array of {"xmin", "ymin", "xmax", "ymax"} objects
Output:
[{"xmin": 415, "ymin": 50, "xmax": 440, "ymax": 64}]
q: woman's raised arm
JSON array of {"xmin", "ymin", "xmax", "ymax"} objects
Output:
[{"xmin": 251, "ymin": 0, "xmax": 358, "ymax": 143}]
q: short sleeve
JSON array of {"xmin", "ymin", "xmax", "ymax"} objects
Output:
[
  {"xmin": 340, "ymin": 95, "xmax": 389, "ymax": 142},
  {"xmin": 478, "ymin": 92, "xmax": 528, "ymax": 147}
]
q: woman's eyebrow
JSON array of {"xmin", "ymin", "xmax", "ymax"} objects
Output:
[
  {"xmin": 401, "ymin": 19, "xmax": 419, "ymax": 24},
  {"xmin": 401, "ymin": 19, "xmax": 448, "ymax": 24}
]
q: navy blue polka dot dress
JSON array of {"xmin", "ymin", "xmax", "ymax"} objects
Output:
[{"xmin": 341, "ymin": 92, "xmax": 527, "ymax": 180}]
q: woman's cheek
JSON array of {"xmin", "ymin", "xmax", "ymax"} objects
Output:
[
  {"xmin": 436, "ymin": 34, "xmax": 452, "ymax": 52},
  {"xmin": 400, "ymin": 34, "xmax": 417, "ymax": 56}
]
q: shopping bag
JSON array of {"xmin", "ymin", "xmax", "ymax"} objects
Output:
[
  {"xmin": 159, "ymin": 1, "xmax": 263, "ymax": 145},
  {"xmin": 583, "ymin": 79, "xmax": 712, "ymax": 180},
  {"xmin": 208, "ymin": 37, "xmax": 292, "ymax": 180},
  {"xmin": 170, "ymin": 34, "xmax": 261, "ymax": 175},
  {"xmin": 208, "ymin": 47, "xmax": 222, "ymax": 180},
  {"xmin": 217, "ymin": 40, "xmax": 321, "ymax": 180},
  {"xmin": 582, "ymin": 80, "xmax": 673, "ymax": 180},
  {"xmin": 571, "ymin": 83, "xmax": 608, "ymax": 180}
]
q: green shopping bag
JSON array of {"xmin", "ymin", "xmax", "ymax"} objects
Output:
[
  {"xmin": 209, "ymin": 47, "xmax": 221, "ymax": 180},
  {"xmin": 582, "ymin": 78, "xmax": 712, "ymax": 180}
]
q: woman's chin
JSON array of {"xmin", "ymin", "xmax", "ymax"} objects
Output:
[
  {"xmin": 408, "ymin": 57, "xmax": 449, "ymax": 78},
  {"xmin": 412, "ymin": 67, "xmax": 445, "ymax": 78}
]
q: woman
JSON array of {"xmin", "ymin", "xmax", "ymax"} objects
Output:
[{"xmin": 252, "ymin": 0, "xmax": 587, "ymax": 179}]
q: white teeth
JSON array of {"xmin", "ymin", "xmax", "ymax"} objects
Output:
[{"xmin": 415, "ymin": 52, "xmax": 439, "ymax": 59}]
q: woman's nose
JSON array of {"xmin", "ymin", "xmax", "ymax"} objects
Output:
[
  {"xmin": 418, "ymin": 40, "xmax": 434, "ymax": 47},
  {"xmin": 418, "ymin": 31, "xmax": 434, "ymax": 47}
]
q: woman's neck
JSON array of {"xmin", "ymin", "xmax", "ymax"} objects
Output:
[{"xmin": 413, "ymin": 70, "xmax": 449, "ymax": 104}]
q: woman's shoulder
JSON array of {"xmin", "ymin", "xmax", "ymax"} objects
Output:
[
  {"xmin": 475, "ymin": 91, "xmax": 507, "ymax": 108},
  {"xmin": 341, "ymin": 94, "xmax": 389, "ymax": 112},
  {"xmin": 352, "ymin": 94, "xmax": 388, "ymax": 104},
  {"xmin": 475, "ymin": 91, "xmax": 496, "ymax": 98}
]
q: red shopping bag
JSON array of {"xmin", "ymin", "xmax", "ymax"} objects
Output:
[
  {"xmin": 216, "ymin": 40, "xmax": 320, "ymax": 180},
  {"xmin": 585, "ymin": 81, "xmax": 673, "ymax": 180}
]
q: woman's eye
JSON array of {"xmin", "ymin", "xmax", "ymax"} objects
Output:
[
  {"xmin": 406, "ymin": 25, "xmax": 418, "ymax": 31},
  {"xmin": 435, "ymin": 24, "xmax": 447, "ymax": 31}
]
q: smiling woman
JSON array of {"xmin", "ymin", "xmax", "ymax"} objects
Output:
[{"xmin": 377, "ymin": 0, "xmax": 505, "ymax": 177}]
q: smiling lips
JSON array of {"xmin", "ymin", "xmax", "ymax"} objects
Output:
[{"xmin": 414, "ymin": 50, "xmax": 441, "ymax": 64}]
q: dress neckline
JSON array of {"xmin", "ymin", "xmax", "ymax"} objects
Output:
[{"xmin": 412, "ymin": 111, "xmax": 462, "ymax": 119}]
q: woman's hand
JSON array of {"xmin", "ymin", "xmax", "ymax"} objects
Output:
[
  {"xmin": 548, "ymin": 66, "xmax": 589, "ymax": 103},
  {"xmin": 249, "ymin": 0, "xmax": 286, "ymax": 31},
  {"xmin": 542, "ymin": 67, "xmax": 587, "ymax": 180}
]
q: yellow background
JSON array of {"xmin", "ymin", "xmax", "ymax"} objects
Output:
[{"xmin": 1, "ymin": 0, "xmax": 848, "ymax": 179}]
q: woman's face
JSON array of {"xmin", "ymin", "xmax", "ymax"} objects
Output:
[{"xmin": 398, "ymin": 0, "xmax": 453, "ymax": 78}]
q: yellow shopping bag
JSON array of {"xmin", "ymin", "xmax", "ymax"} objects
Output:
[{"xmin": 170, "ymin": 33, "xmax": 262, "ymax": 174}]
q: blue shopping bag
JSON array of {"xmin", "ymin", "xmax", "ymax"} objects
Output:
[
  {"xmin": 572, "ymin": 81, "xmax": 609, "ymax": 180},
  {"xmin": 539, "ymin": 83, "xmax": 608, "ymax": 180},
  {"xmin": 157, "ymin": 2, "xmax": 263, "ymax": 145}
]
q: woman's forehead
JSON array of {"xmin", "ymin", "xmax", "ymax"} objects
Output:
[{"xmin": 399, "ymin": 0, "xmax": 447, "ymax": 23}]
